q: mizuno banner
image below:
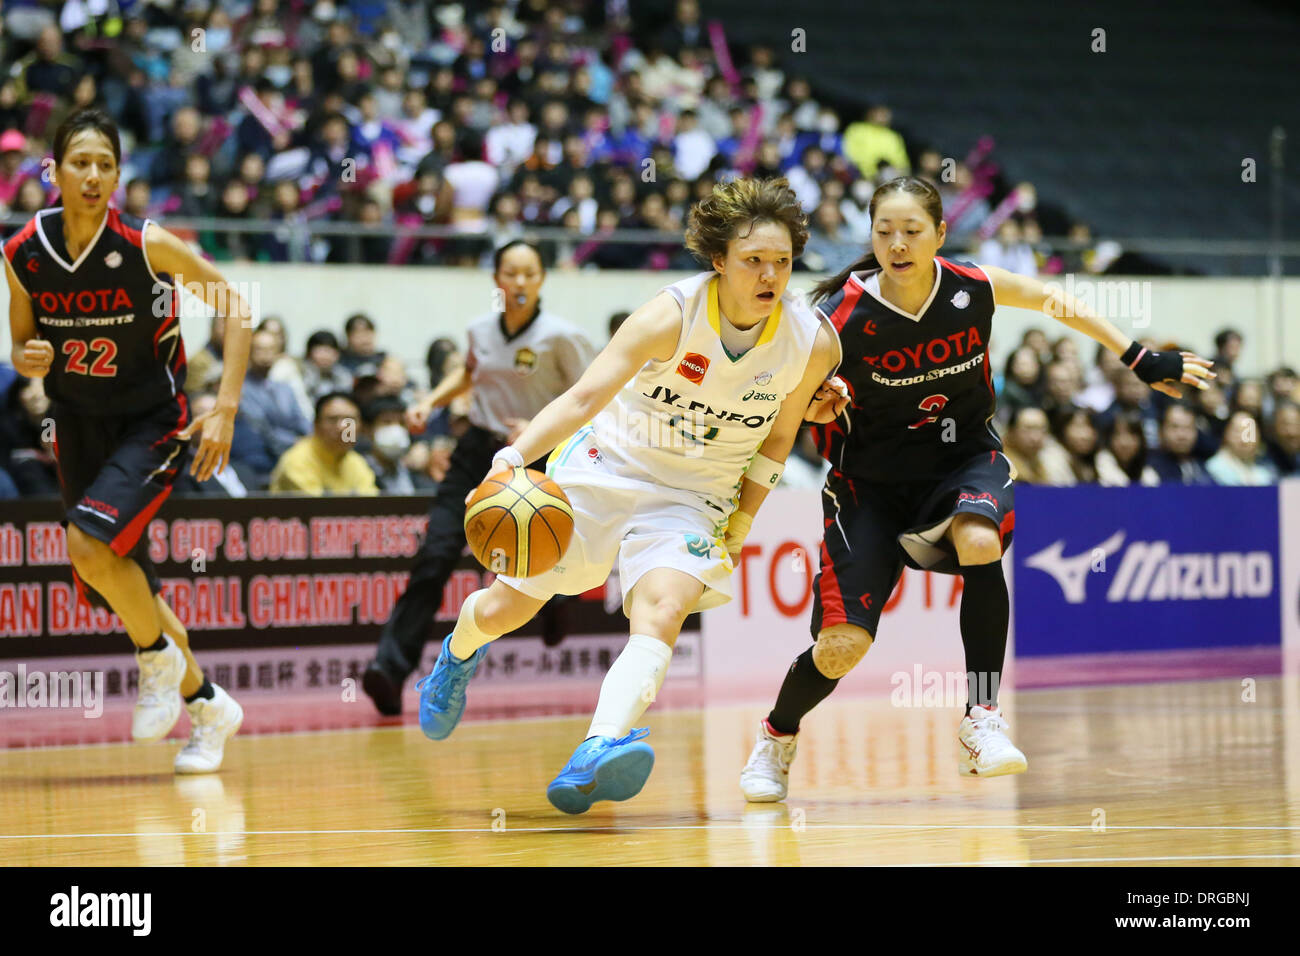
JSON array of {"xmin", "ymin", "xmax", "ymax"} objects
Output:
[{"xmin": 1013, "ymin": 484, "xmax": 1280, "ymax": 655}]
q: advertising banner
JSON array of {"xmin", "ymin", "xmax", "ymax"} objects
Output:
[
  {"xmin": 0, "ymin": 496, "xmax": 697, "ymax": 680},
  {"xmin": 1013, "ymin": 484, "xmax": 1280, "ymax": 655}
]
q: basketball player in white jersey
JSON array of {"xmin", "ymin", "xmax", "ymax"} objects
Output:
[{"xmin": 415, "ymin": 177, "xmax": 844, "ymax": 814}]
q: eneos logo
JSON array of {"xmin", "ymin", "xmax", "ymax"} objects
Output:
[{"xmin": 676, "ymin": 352, "xmax": 710, "ymax": 384}]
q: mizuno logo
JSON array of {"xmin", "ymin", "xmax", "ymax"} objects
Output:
[
  {"xmin": 1023, "ymin": 532, "xmax": 1126, "ymax": 603},
  {"xmin": 1024, "ymin": 533, "xmax": 1273, "ymax": 604}
]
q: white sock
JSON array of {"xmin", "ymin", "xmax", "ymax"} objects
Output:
[
  {"xmin": 586, "ymin": 634, "xmax": 673, "ymax": 740},
  {"xmin": 448, "ymin": 591, "xmax": 499, "ymax": 661}
]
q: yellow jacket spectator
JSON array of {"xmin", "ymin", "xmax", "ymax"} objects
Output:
[
  {"xmin": 842, "ymin": 106, "xmax": 911, "ymax": 179},
  {"xmin": 270, "ymin": 393, "xmax": 378, "ymax": 495}
]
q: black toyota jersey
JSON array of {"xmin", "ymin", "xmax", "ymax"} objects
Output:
[
  {"xmin": 4, "ymin": 207, "xmax": 185, "ymax": 416},
  {"xmin": 812, "ymin": 256, "xmax": 1002, "ymax": 482}
]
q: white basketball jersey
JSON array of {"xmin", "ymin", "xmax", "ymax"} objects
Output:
[{"xmin": 590, "ymin": 271, "xmax": 827, "ymax": 515}]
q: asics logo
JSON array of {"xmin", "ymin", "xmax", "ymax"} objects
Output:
[{"xmin": 1024, "ymin": 532, "xmax": 1273, "ymax": 603}]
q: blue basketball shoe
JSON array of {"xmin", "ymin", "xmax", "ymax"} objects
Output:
[
  {"xmin": 546, "ymin": 728, "xmax": 655, "ymax": 814},
  {"xmin": 416, "ymin": 636, "xmax": 488, "ymax": 740}
]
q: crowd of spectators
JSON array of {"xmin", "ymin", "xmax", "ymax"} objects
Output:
[
  {"xmin": 995, "ymin": 326, "xmax": 1300, "ymax": 488},
  {"xmin": 0, "ymin": 2, "xmax": 1291, "ymax": 499},
  {"xmin": 0, "ymin": 0, "xmax": 1105, "ymax": 274}
]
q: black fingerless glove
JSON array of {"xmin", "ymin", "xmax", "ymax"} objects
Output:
[{"xmin": 1122, "ymin": 342, "xmax": 1182, "ymax": 384}]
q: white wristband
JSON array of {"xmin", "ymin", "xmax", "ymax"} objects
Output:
[
  {"xmin": 746, "ymin": 453, "xmax": 784, "ymax": 488},
  {"xmin": 492, "ymin": 446, "xmax": 525, "ymax": 473}
]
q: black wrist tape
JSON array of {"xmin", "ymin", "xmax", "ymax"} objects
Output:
[{"xmin": 1121, "ymin": 342, "xmax": 1182, "ymax": 384}]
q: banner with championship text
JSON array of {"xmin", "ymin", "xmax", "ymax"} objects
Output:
[{"xmin": 0, "ymin": 496, "xmax": 700, "ymax": 703}]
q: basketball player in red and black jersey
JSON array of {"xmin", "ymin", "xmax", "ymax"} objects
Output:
[
  {"xmin": 4, "ymin": 110, "xmax": 253, "ymax": 773},
  {"xmin": 740, "ymin": 177, "xmax": 1214, "ymax": 798}
]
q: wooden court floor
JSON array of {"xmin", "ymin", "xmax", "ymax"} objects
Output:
[{"xmin": 2, "ymin": 676, "xmax": 1298, "ymax": 866}]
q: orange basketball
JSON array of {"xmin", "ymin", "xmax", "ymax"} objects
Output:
[{"xmin": 463, "ymin": 467, "xmax": 575, "ymax": 577}]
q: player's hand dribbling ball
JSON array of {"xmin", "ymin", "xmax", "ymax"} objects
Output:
[{"xmin": 464, "ymin": 467, "xmax": 574, "ymax": 577}]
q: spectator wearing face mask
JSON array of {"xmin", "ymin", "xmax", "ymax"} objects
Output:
[
  {"xmin": 362, "ymin": 397, "xmax": 417, "ymax": 493},
  {"xmin": 839, "ymin": 177, "xmax": 874, "ymax": 244}
]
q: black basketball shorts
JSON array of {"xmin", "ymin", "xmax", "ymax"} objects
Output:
[
  {"xmin": 810, "ymin": 449, "xmax": 1015, "ymax": 639},
  {"xmin": 52, "ymin": 394, "xmax": 190, "ymax": 608}
]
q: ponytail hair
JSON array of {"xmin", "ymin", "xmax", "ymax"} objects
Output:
[
  {"xmin": 810, "ymin": 251, "xmax": 878, "ymax": 304},
  {"xmin": 809, "ymin": 175, "xmax": 945, "ymax": 305}
]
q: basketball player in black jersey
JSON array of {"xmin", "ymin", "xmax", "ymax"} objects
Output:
[
  {"xmin": 740, "ymin": 177, "xmax": 1214, "ymax": 799},
  {"xmin": 4, "ymin": 110, "xmax": 253, "ymax": 773}
]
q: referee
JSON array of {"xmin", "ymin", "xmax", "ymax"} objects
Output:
[{"xmin": 362, "ymin": 240, "xmax": 595, "ymax": 714}]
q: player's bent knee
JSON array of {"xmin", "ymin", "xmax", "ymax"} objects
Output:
[
  {"xmin": 957, "ymin": 531, "xmax": 1002, "ymax": 566},
  {"xmin": 951, "ymin": 517, "xmax": 1002, "ymax": 566},
  {"xmin": 642, "ymin": 594, "xmax": 691, "ymax": 631},
  {"xmin": 813, "ymin": 623, "xmax": 874, "ymax": 679},
  {"xmin": 476, "ymin": 581, "xmax": 542, "ymax": 635},
  {"xmin": 66, "ymin": 526, "xmax": 116, "ymax": 580}
]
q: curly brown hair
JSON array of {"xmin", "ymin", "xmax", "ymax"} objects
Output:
[{"xmin": 684, "ymin": 177, "xmax": 809, "ymax": 266}]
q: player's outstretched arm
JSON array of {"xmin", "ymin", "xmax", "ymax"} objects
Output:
[
  {"xmin": 145, "ymin": 223, "xmax": 255, "ymax": 480},
  {"xmin": 485, "ymin": 292, "xmax": 683, "ymax": 475},
  {"xmin": 725, "ymin": 323, "xmax": 840, "ymax": 560},
  {"xmin": 4, "ymin": 255, "xmax": 53, "ymax": 378},
  {"xmin": 980, "ymin": 264, "xmax": 1215, "ymax": 399}
]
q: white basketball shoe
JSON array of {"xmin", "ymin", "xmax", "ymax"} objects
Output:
[
  {"xmin": 958, "ymin": 704, "xmax": 1028, "ymax": 777},
  {"xmin": 174, "ymin": 684, "xmax": 244, "ymax": 774},
  {"xmin": 740, "ymin": 720, "xmax": 798, "ymax": 802},
  {"xmin": 132, "ymin": 636, "xmax": 187, "ymax": 742}
]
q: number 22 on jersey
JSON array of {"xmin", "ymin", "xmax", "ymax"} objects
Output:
[{"xmin": 62, "ymin": 337, "xmax": 119, "ymax": 377}]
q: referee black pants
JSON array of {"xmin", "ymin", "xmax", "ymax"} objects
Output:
[
  {"xmin": 373, "ymin": 425, "xmax": 555, "ymax": 682},
  {"xmin": 374, "ymin": 425, "xmax": 502, "ymax": 681}
]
